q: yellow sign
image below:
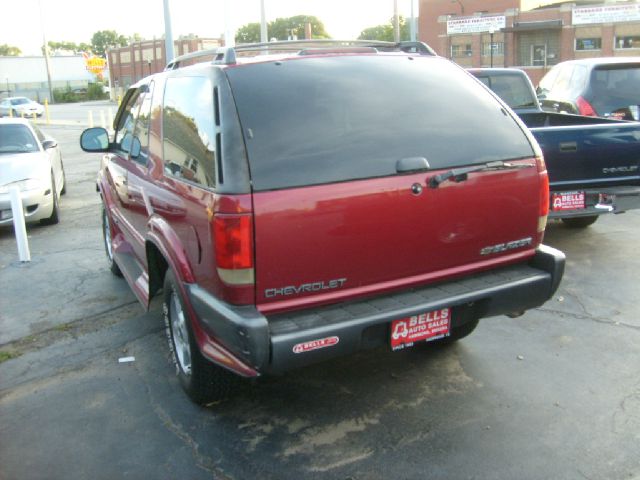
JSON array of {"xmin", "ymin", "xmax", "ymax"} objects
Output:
[{"xmin": 82, "ymin": 52, "xmax": 107, "ymax": 75}]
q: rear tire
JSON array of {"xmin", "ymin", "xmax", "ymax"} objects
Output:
[
  {"xmin": 40, "ymin": 172, "xmax": 60, "ymax": 225},
  {"xmin": 102, "ymin": 207, "xmax": 122, "ymax": 277},
  {"xmin": 561, "ymin": 215, "xmax": 598, "ymax": 228},
  {"xmin": 163, "ymin": 270, "xmax": 237, "ymax": 405}
]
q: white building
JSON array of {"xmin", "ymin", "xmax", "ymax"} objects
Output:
[{"xmin": 0, "ymin": 56, "xmax": 97, "ymax": 102}]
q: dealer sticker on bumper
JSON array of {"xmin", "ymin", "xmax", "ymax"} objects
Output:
[
  {"xmin": 390, "ymin": 308, "xmax": 451, "ymax": 351},
  {"xmin": 552, "ymin": 191, "xmax": 585, "ymax": 211}
]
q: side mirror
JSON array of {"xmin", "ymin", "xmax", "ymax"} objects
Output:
[
  {"xmin": 80, "ymin": 127, "xmax": 110, "ymax": 152},
  {"xmin": 42, "ymin": 139, "xmax": 57, "ymax": 149}
]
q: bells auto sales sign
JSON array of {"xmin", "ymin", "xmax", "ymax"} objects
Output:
[{"xmin": 82, "ymin": 52, "xmax": 107, "ymax": 75}]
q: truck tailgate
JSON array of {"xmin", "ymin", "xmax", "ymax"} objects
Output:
[
  {"xmin": 253, "ymin": 163, "xmax": 542, "ymax": 313},
  {"xmin": 528, "ymin": 123, "xmax": 640, "ymax": 189}
]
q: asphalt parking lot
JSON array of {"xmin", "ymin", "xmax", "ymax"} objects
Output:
[{"xmin": 0, "ymin": 119, "xmax": 639, "ymax": 480}]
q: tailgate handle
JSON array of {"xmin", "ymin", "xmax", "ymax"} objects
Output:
[
  {"xmin": 396, "ymin": 157, "xmax": 430, "ymax": 173},
  {"xmin": 559, "ymin": 141, "xmax": 578, "ymax": 153}
]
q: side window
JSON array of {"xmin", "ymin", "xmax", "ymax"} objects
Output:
[
  {"xmin": 538, "ymin": 65, "xmax": 560, "ymax": 95},
  {"xmin": 550, "ymin": 65, "xmax": 574, "ymax": 95},
  {"xmin": 162, "ymin": 76, "xmax": 216, "ymax": 188},
  {"xmin": 114, "ymin": 89, "xmax": 143, "ymax": 155},
  {"xmin": 569, "ymin": 65, "xmax": 587, "ymax": 97},
  {"xmin": 130, "ymin": 81, "xmax": 155, "ymax": 165}
]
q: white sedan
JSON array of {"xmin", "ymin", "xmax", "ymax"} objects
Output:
[
  {"xmin": 0, "ymin": 97, "xmax": 45, "ymax": 118},
  {"xmin": 0, "ymin": 118, "xmax": 65, "ymax": 226}
]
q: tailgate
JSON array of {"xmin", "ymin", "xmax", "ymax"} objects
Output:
[
  {"xmin": 253, "ymin": 163, "xmax": 541, "ymax": 312},
  {"xmin": 529, "ymin": 123, "xmax": 640, "ymax": 189}
]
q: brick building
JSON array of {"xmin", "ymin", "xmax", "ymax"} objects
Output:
[
  {"xmin": 107, "ymin": 37, "xmax": 222, "ymax": 95},
  {"xmin": 419, "ymin": 0, "xmax": 640, "ymax": 84}
]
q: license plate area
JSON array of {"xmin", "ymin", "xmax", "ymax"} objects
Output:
[
  {"xmin": 390, "ymin": 308, "xmax": 451, "ymax": 351},
  {"xmin": 552, "ymin": 191, "xmax": 585, "ymax": 211}
]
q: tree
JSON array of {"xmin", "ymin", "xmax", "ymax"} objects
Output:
[
  {"xmin": 236, "ymin": 23, "xmax": 261, "ymax": 44},
  {"xmin": 235, "ymin": 15, "xmax": 330, "ymax": 44},
  {"xmin": 358, "ymin": 16, "xmax": 410, "ymax": 42},
  {"xmin": 91, "ymin": 30, "xmax": 129, "ymax": 57},
  {"xmin": 0, "ymin": 44, "xmax": 21, "ymax": 56},
  {"xmin": 47, "ymin": 41, "xmax": 92, "ymax": 55}
]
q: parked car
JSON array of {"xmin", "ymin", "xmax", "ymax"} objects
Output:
[
  {"xmin": 537, "ymin": 57, "xmax": 640, "ymax": 120},
  {"xmin": 0, "ymin": 118, "xmax": 65, "ymax": 226},
  {"xmin": 0, "ymin": 97, "xmax": 45, "ymax": 118},
  {"xmin": 470, "ymin": 67, "xmax": 640, "ymax": 229},
  {"xmin": 81, "ymin": 41, "xmax": 564, "ymax": 405}
]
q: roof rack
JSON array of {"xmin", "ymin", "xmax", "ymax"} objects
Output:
[{"xmin": 164, "ymin": 40, "xmax": 436, "ymax": 71}]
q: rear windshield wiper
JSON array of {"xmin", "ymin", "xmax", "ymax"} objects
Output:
[{"xmin": 429, "ymin": 160, "xmax": 534, "ymax": 188}]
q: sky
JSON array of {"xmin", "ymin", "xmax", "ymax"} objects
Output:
[
  {"xmin": 2, "ymin": 0, "xmax": 425, "ymax": 55},
  {"xmin": 2, "ymin": 0, "xmax": 555, "ymax": 56}
]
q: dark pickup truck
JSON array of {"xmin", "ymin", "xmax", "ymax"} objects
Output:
[{"xmin": 470, "ymin": 68, "xmax": 640, "ymax": 228}]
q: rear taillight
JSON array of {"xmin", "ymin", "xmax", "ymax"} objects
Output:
[
  {"xmin": 536, "ymin": 154, "xmax": 550, "ymax": 235},
  {"xmin": 213, "ymin": 214, "xmax": 254, "ymax": 285},
  {"xmin": 576, "ymin": 96, "xmax": 597, "ymax": 116}
]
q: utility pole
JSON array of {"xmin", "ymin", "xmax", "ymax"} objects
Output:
[
  {"xmin": 38, "ymin": 0, "xmax": 54, "ymax": 103},
  {"xmin": 260, "ymin": 0, "xmax": 268, "ymax": 43},
  {"xmin": 224, "ymin": 0, "xmax": 235, "ymax": 47},
  {"xmin": 163, "ymin": 0, "xmax": 175, "ymax": 64},
  {"xmin": 410, "ymin": 0, "xmax": 416, "ymax": 42},
  {"xmin": 394, "ymin": 0, "xmax": 400, "ymax": 43}
]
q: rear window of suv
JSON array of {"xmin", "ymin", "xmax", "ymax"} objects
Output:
[
  {"xmin": 589, "ymin": 64, "xmax": 640, "ymax": 116},
  {"xmin": 226, "ymin": 56, "xmax": 534, "ymax": 191}
]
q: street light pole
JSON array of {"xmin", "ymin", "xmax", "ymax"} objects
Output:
[
  {"xmin": 163, "ymin": 0, "xmax": 175, "ymax": 64},
  {"xmin": 489, "ymin": 28, "xmax": 495, "ymax": 68},
  {"xmin": 38, "ymin": 0, "xmax": 54, "ymax": 103},
  {"xmin": 394, "ymin": 0, "xmax": 400, "ymax": 43},
  {"xmin": 260, "ymin": 0, "xmax": 268, "ymax": 43}
]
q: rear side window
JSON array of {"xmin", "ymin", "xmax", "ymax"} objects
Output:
[
  {"xmin": 227, "ymin": 56, "xmax": 534, "ymax": 191},
  {"xmin": 162, "ymin": 76, "xmax": 216, "ymax": 188}
]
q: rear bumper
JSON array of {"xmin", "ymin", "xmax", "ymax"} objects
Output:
[
  {"xmin": 186, "ymin": 245, "xmax": 565, "ymax": 375},
  {"xmin": 548, "ymin": 186, "xmax": 640, "ymax": 219}
]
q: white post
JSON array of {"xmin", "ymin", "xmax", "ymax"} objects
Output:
[
  {"xmin": 100, "ymin": 110, "xmax": 106, "ymax": 129},
  {"xmin": 107, "ymin": 108, "xmax": 114, "ymax": 131},
  {"xmin": 88, "ymin": 110, "xmax": 94, "ymax": 128},
  {"xmin": 9, "ymin": 186, "xmax": 31, "ymax": 262}
]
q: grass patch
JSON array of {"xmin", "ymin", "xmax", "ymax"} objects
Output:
[{"xmin": 0, "ymin": 350, "xmax": 20, "ymax": 363}]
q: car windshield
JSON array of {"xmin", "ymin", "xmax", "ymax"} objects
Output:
[
  {"xmin": 589, "ymin": 65, "xmax": 640, "ymax": 117},
  {"xmin": 0, "ymin": 124, "xmax": 39, "ymax": 153},
  {"xmin": 11, "ymin": 98, "xmax": 31, "ymax": 106}
]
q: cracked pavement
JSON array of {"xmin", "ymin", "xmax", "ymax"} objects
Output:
[{"xmin": 1, "ymin": 120, "xmax": 639, "ymax": 480}]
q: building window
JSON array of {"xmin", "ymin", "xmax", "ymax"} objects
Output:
[
  {"xmin": 482, "ymin": 42, "xmax": 504, "ymax": 56},
  {"xmin": 142, "ymin": 48, "xmax": 154, "ymax": 61},
  {"xmin": 451, "ymin": 44, "xmax": 472, "ymax": 57},
  {"xmin": 156, "ymin": 47, "xmax": 162, "ymax": 58},
  {"xmin": 616, "ymin": 36, "xmax": 640, "ymax": 49},
  {"xmin": 576, "ymin": 38, "xmax": 601, "ymax": 51},
  {"xmin": 120, "ymin": 51, "xmax": 131, "ymax": 64}
]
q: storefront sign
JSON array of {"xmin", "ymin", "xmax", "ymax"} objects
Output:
[
  {"xmin": 82, "ymin": 52, "xmax": 107, "ymax": 75},
  {"xmin": 573, "ymin": 4, "xmax": 640, "ymax": 25},
  {"xmin": 447, "ymin": 16, "xmax": 506, "ymax": 35}
]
